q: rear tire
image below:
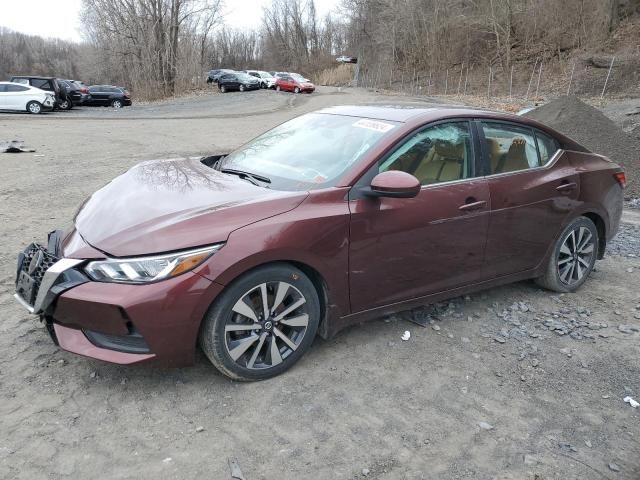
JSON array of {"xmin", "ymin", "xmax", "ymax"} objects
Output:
[
  {"xmin": 199, "ymin": 264, "xmax": 320, "ymax": 381},
  {"xmin": 220, "ymin": 85, "xmax": 226, "ymax": 93},
  {"xmin": 535, "ymin": 216, "xmax": 598, "ymax": 293},
  {"xmin": 26, "ymin": 101, "xmax": 42, "ymax": 114},
  {"xmin": 276, "ymin": 85, "xmax": 281, "ymax": 92},
  {"xmin": 111, "ymin": 99, "xmax": 123, "ymax": 109},
  {"xmin": 59, "ymin": 99, "xmax": 71, "ymax": 110}
]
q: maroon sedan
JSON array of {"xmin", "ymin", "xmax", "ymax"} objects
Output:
[
  {"xmin": 275, "ymin": 73, "xmax": 315, "ymax": 93},
  {"xmin": 14, "ymin": 106, "xmax": 624, "ymax": 380}
]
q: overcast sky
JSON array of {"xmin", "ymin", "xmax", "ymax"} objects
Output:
[{"xmin": 0, "ymin": 0, "xmax": 340, "ymax": 43}]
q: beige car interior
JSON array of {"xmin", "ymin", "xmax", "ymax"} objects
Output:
[
  {"xmin": 485, "ymin": 135, "xmax": 537, "ymax": 174},
  {"xmin": 385, "ymin": 137, "xmax": 469, "ymax": 185}
]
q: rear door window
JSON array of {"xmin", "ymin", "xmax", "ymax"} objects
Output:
[
  {"xmin": 481, "ymin": 122, "xmax": 540, "ymax": 174},
  {"xmin": 6, "ymin": 84, "xmax": 29, "ymax": 92}
]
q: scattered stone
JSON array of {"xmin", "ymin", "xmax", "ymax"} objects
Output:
[
  {"xmin": 626, "ymin": 267, "xmax": 634, "ymax": 273},
  {"xmin": 478, "ymin": 421, "xmax": 494, "ymax": 431},
  {"xmin": 494, "ymin": 336, "xmax": 506, "ymax": 344},
  {"xmin": 585, "ymin": 440, "xmax": 592, "ymax": 448},
  {"xmin": 362, "ymin": 468, "xmax": 370, "ymax": 476},
  {"xmin": 71, "ymin": 412, "xmax": 80, "ymax": 419},
  {"xmin": 523, "ymin": 454, "xmax": 540, "ymax": 465},
  {"xmin": 195, "ymin": 426, "xmax": 205, "ymax": 432},
  {"xmin": 447, "ymin": 333, "xmax": 454, "ymax": 339},
  {"xmin": 461, "ymin": 337, "xmax": 470, "ymax": 343},
  {"xmin": 57, "ymin": 359, "xmax": 65, "ymax": 366},
  {"xmin": 560, "ymin": 348, "xmax": 572, "ymax": 358},
  {"xmin": 618, "ymin": 324, "xmax": 640, "ymax": 334},
  {"xmin": 608, "ymin": 463, "xmax": 621, "ymax": 472},
  {"xmin": 432, "ymin": 325, "xmax": 441, "ymax": 331},
  {"xmin": 162, "ymin": 457, "xmax": 173, "ymax": 464},
  {"xmin": 401, "ymin": 331, "xmax": 411, "ymax": 341},
  {"xmin": 520, "ymin": 375, "xmax": 526, "ymax": 382},
  {"xmin": 89, "ymin": 371, "xmax": 97, "ymax": 379},
  {"xmin": 532, "ymin": 359, "xmax": 540, "ymax": 368}
]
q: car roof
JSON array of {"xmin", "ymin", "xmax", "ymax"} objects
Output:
[
  {"xmin": 10, "ymin": 75, "xmax": 55, "ymax": 80},
  {"xmin": 316, "ymin": 104, "xmax": 585, "ymax": 150}
]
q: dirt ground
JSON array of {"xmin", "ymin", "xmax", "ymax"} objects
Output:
[{"xmin": 0, "ymin": 87, "xmax": 639, "ymax": 480}]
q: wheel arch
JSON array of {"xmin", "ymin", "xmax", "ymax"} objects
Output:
[
  {"xmin": 206, "ymin": 259, "xmax": 332, "ymax": 339},
  {"xmin": 582, "ymin": 211, "xmax": 606, "ymax": 259}
]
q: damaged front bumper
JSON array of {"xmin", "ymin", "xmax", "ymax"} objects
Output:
[{"xmin": 14, "ymin": 229, "xmax": 223, "ymax": 367}]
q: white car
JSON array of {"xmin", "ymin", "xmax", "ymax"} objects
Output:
[
  {"xmin": 246, "ymin": 70, "xmax": 276, "ymax": 89},
  {"xmin": 336, "ymin": 55, "xmax": 352, "ymax": 63},
  {"xmin": 0, "ymin": 82, "xmax": 55, "ymax": 114}
]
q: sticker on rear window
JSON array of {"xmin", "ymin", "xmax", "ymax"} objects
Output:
[{"xmin": 353, "ymin": 119, "xmax": 395, "ymax": 133}]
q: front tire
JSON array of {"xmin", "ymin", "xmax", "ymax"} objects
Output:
[
  {"xmin": 294, "ymin": 87, "xmax": 300, "ymax": 93},
  {"xmin": 26, "ymin": 101, "xmax": 42, "ymax": 114},
  {"xmin": 239, "ymin": 84, "xmax": 245, "ymax": 92},
  {"xmin": 536, "ymin": 216, "xmax": 598, "ymax": 293},
  {"xmin": 199, "ymin": 264, "xmax": 320, "ymax": 381}
]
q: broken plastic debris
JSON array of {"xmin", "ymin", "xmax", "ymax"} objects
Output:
[
  {"xmin": 624, "ymin": 396, "xmax": 639, "ymax": 408},
  {"xmin": 401, "ymin": 331, "xmax": 411, "ymax": 341}
]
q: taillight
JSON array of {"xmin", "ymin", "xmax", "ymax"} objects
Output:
[{"xmin": 614, "ymin": 172, "xmax": 626, "ymax": 188}]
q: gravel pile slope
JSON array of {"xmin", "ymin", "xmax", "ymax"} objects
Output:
[{"xmin": 524, "ymin": 95, "xmax": 640, "ymax": 196}]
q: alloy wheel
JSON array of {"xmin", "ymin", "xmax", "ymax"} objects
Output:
[
  {"xmin": 224, "ymin": 281, "xmax": 310, "ymax": 370},
  {"xmin": 28, "ymin": 102, "xmax": 41, "ymax": 114},
  {"xmin": 557, "ymin": 226, "xmax": 595, "ymax": 286},
  {"xmin": 240, "ymin": 84, "xmax": 245, "ymax": 92},
  {"xmin": 112, "ymin": 100, "xmax": 122, "ymax": 109}
]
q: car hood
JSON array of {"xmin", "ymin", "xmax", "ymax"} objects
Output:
[{"xmin": 74, "ymin": 158, "xmax": 308, "ymax": 257}]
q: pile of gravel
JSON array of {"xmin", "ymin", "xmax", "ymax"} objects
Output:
[{"xmin": 524, "ymin": 96, "xmax": 640, "ymax": 197}]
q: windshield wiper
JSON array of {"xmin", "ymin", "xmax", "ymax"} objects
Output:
[{"xmin": 221, "ymin": 168, "xmax": 271, "ymax": 186}]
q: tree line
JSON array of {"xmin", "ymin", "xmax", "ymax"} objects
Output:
[{"xmin": 1, "ymin": 0, "xmax": 639, "ymax": 99}]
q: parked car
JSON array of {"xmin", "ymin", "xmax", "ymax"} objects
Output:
[
  {"xmin": 58, "ymin": 80, "xmax": 83, "ymax": 107},
  {"xmin": 84, "ymin": 85, "xmax": 131, "ymax": 108},
  {"xmin": 275, "ymin": 73, "xmax": 315, "ymax": 93},
  {"xmin": 14, "ymin": 106, "xmax": 624, "ymax": 380},
  {"xmin": 246, "ymin": 70, "xmax": 276, "ymax": 89},
  {"xmin": 9, "ymin": 76, "xmax": 65, "ymax": 110},
  {"xmin": 0, "ymin": 81, "xmax": 55, "ymax": 114},
  {"xmin": 206, "ymin": 69, "xmax": 235, "ymax": 84},
  {"xmin": 218, "ymin": 72, "xmax": 260, "ymax": 92},
  {"xmin": 336, "ymin": 55, "xmax": 357, "ymax": 64},
  {"xmin": 61, "ymin": 79, "xmax": 91, "ymax": 105}
]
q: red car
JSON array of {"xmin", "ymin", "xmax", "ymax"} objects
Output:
[
  {"xmin": 14, "ymin": 106, "xmax": 624, "ymax": 380},
  {"xmin": 275, "ymin": 73, "xmax": 315, "ymax": 93}
]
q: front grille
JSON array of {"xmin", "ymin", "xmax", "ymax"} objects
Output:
[{"xmin": 17, "ymin": 244, "xmax": 59, "ymax": 303}]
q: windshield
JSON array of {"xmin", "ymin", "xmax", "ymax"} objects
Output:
[
  {"xmin": 260, "ymin": 72, "xmax": 274, "ymax": 79},
  {"xmin": 220, "ymin": 113, "xmax": 399, "ymax": 191}
]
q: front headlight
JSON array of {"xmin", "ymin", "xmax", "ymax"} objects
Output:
[{"xmin": 85, "ymin": 244, "xmax": 223, "ymax": 284}]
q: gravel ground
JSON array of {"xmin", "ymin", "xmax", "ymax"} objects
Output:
[{"xmin": 1, "ymin": 88, "xmax": 639, "ymax": 480}]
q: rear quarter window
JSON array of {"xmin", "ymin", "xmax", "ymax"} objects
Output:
[
  {"xmin": 535, "ymin": 131, "xmax": 560, "ymax": 164},
  {"xmin": 31, "ymin": 79, "xmax": 51, "ymax": 89}
]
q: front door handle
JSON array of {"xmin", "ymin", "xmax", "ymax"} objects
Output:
[
  {"xmin": 556, "ymin": 182, "xmax": 577, "ymax": 192},
  {"xmin": 459, "ymin": 200, "xmax": 487, "ymax": 212}
]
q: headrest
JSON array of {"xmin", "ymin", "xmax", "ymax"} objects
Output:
[{"xmin": 434, "ymin": 140, "xmax": 462, "ymax": 158}]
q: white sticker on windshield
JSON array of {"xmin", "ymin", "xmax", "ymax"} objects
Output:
[{"xmin": 353, "ymin": 119, "xmax": 395, "ymax": 133}]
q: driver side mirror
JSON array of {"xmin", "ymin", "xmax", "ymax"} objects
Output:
[{"xmin": 363, "ymin": 171, "xmax": 421, "ymax": 198}]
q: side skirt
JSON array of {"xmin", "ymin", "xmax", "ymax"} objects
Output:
[{"xmin": 326, "ymin": 268, "xmax": 541, "ymax": 338}]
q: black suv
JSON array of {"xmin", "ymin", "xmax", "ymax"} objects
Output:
[
  {"xmin": 206, "ymin": 69, "xmax": 235, "ymax": 84},
  {"xmin": 9, "ymin": 76, "xmax": 67, "ymax": 110},
  {"xmin": 84, "ymin": 85, "xmax": 132, "ymax": 108}
]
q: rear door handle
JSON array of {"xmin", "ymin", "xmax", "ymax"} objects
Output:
[
  {"xmin": 459, "ymin": 200, "xmax": 487, "ymax": 212},
  {"xmin": 556, "ymin": 182, "xmax": 577, "ymax": 192}
]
